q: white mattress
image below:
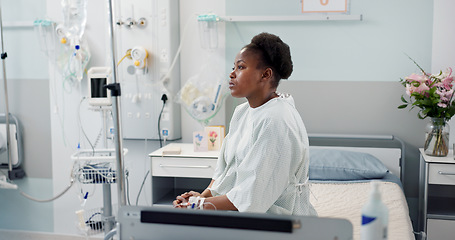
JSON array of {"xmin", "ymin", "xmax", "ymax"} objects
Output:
[{"xmin": 310, "ymin": 181, "xmax": 414, "ymax": 240}]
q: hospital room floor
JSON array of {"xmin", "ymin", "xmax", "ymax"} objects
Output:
[
  {"xmin": 0, "ymin": 177, "xmax": 92, "ymax": 239},
  {"xmin": 0, "ymin": 177, "xmax": 53, "ymax": 232}
]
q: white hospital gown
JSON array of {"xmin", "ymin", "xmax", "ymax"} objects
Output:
[{"xmin": 209, "ymin": 93, "xmax": 317, "ymax": 216}]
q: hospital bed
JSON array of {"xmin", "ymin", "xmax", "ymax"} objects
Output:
[
  {"xmin": 307, "ymin": 134, "xmax": 415, "ymax": 240},
  {"xmin": 119, "ymin": 134, "xmax": 414, "ymax": 240}
]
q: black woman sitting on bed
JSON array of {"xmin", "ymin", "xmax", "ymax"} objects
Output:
[{"xmin": 173, "ymin": 32, "xmax": 317, "ymax": 216}]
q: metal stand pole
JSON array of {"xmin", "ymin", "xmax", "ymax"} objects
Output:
[
  {"xmin": 102, "ymin": 109, "xmax": 113, "ymax": 234},
  {"xmin": 103, "ymin": 184, "xmax": 113, "ymax": 233},
  {"xmin": 0, "ymin": 3, "xmax": 12, "ymax": 177},
  {"xmin": 106, "ymin": 0, "xmax": 126, "ymax": 206}
]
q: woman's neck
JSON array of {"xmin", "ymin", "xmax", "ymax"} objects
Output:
[{"xmin": 247, "ymin": 91, "xmax": 278, "ymax": 108}]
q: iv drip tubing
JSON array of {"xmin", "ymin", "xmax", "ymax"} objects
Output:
[
  {"xmin": 0, "ymin": 3, "xmax": 12, "ymax": 173},
  {"xmin": 20, "ymin": 179, "xmax": 75, "ymax": 202}
]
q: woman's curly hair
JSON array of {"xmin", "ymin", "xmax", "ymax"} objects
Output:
[{"xmin": 244, "ymin": 32, "xmax": 293, "ymax": 88}]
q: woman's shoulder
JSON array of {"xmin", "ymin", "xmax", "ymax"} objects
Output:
[
  {"xmin": 262, "ymin": 94, "xmax": 297, "ymax": 115},
  {"xmin": 232, "ymin": 101, "xmax": 250, "ymax": 115}
]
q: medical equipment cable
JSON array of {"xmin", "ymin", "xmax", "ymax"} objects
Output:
[
  {"xmin": 135, "ymin": 170, "xmax": 149, "ymax": 206},
  {"xmin": 78, "ymin": 180, "xmax": 96, "ymax": 200},
  {"xmin": 104, "ymin": 226, "xmax": 117, "ymax": 240},
  {"xmin": 156, "ymin": 13, "xmax": 193, "ymax": 86},
  {"xmin": 125, "ymin": 170, "xmax": 131, "ymax": 205},
  {"xmin": 49, "ymin": 43, "xmax": 69, "ymax": 147},
  {"xmin": 203, "ymin": 201, "xmax": 217, "ymax": 210},
  {"xmin": 158, "ymin": 94, "xmax": 167, "ymax": 148},
  {"xmin": 85, "ymin": 212, "xmax": 103, "ymax": 230},
  {"xmin": 19, "ymin": 162, "xmax": 77, "ymax": 202},
  {"xmin": 116, "ymin": 49, "xmax": 131, "ymax": 66},
  {"xmin": 19, "ymin": 180, "xmax": 74, "ymax": 202},
  {"xmin": 77, "ymin": 97, "xmax": 95, "ymax": 155},
  {"xmin": 142, "ymin": 123, "xmax": 150, "ymax": 206},
  {"xmin": 92, "ymin": 127, "xmax": 103, "ymax": 149}
]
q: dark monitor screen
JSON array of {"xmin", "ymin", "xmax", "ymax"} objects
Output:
[
  {"xmin": 141, "ymin": 210, "xmax": 293, "ymax": 233},
  {"xmin": 91, "ymin": 78, "xmax": 107, "ymax": 98}
]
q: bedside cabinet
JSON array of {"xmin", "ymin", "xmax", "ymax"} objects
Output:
[
  {"xmin": 149, "ymin": 143, "xmax": 219, "ymax": 206},
  {"xmin": 420, "ymin": 149, "xmax": 455, "ymax": 239}
]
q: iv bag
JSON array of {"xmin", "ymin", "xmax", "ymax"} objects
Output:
[
  {"xmin": 197, "ymin": 14, "xmax": 219, "ymax": 49},
  {"xmin": 176, "ymin": 61, "xmax": 228, "ymax": 125},
  {"xmin": 61, "ymin": 0, "xmax": 87, "ymax": 43}
]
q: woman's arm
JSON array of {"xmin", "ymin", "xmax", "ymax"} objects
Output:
[
  {"xmin": 173, "ymin": 179, "xmax": 215, "ymax": 207},
  {"xmin": 200, "ymin": 180, "xmax": 237, "ymax": 210},
  {"xmin": 200, "ymin": 179, "xmax": 215, "ymax": 198},
  {"xmin": 203, "ymin": 195, "xmax": 237, "ymax": 211},
  {"xmin": 172, "ymin": 180, "xmax": 237, "ymax": 211}
]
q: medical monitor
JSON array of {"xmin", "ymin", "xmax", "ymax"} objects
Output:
[
  {"xmin": 87, "ymin": 67, "xmax": 112, "ymax": 106},
  {"xmin": 118, "ymin": 206, "xmax": 353, "ymax": 240}
]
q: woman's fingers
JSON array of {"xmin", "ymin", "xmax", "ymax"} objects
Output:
[
  {"xmin": 176, "ymin": 195, "xmax": 187, "ymax": 202},
  {"xmin": 188, "ymin": 191, "xmax": 201, "ymax": 196}
]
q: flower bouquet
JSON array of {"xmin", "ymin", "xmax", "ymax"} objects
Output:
[{"xmin": 399, "ymin": 58, "xmax": 455, "ymax": 156}]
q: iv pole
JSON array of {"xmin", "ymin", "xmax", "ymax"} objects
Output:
[
  {"xmin": 106, "ymin": 0, "xmax": 126, "ymax": 207},
  {"xmin": 0, "ymin": 1, "xmax": 14, "ymax": 184}
]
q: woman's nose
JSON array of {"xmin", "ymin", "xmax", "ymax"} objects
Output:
[{"xmin": 229, "ymin": 70, "xmax": 235, "ymax": 79}]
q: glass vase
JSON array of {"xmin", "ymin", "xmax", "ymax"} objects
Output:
[{"xmin": 424, "ymin": 117, "xmax": 450, "ymax": 157}]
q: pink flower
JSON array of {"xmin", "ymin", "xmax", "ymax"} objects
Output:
[
  {"xmin": 442, "ymin": 89, "xmax": 454, "ymax": 101},
  {"xmin": 441, "ymin": 75, "xmax": 454, "ymax": 90},
  {"xmin": 405, "ymin": 84, "xmax": 416, "ymax": 96},
  {"xmin": 414, "ymin": 82, "xmax": 430, "ymax": 94},
  {"xmin": 405, "ymin": 73, "xmax": 429, "ymax": 83},
  {"xmin": 438, "ymin": 102, "xmax": 448, "ymax": 108}
]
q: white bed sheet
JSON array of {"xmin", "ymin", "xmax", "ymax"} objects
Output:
[{"xmin": 310, "ymin": 181, "xmax": 414, "ymax": 240}]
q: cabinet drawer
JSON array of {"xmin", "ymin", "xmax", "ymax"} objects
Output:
[
  {"xmin": 151, "ymin": 157, "xmax": 217, "ymax": 178},
  {"xmin": 429, "ymin": 164, "xmax": 455, "ymax": 185},
  {"xmin": 427, "ymin": 219, "xmax": 455, "ymax": 240}
]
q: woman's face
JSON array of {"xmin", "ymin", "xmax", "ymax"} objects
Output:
[{"xmin": 229, "ymin": 48, "xmax": 265, "ymax": 99}]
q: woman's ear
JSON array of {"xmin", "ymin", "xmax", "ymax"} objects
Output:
[{"xmin": 261, "ymin": 68, "xmax": 273, "ymax": 81}]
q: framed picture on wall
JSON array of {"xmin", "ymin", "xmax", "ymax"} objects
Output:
[{"xmin": 302, "ymin": 0, "xmax": 349, "ymax": 13}]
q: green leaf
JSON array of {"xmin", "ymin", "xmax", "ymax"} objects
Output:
[
  {"xmin": 418, "ymin": 112, "xmax": 426, "ymax": 119},
  {"xmin": 405, "ymin": 54, "xmax": 427, "ymax": 75},
  {"xmin": 401, "ymin": 96, "xmax": 408, "ymax": 103},
  {"xmin": 446, "ymin": 105, "xmax": 455, "ymax": 118},
  {"xmin": 398, "ymin": 104, "xmax": 408, "ymax": 109}
]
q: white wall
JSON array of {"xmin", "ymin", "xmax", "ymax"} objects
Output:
[{"xmin": 432, "ymin": 0, "xmax": 455, "ymax": 146}]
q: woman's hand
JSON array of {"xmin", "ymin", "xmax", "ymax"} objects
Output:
[{"xmin": 173, "ymin": 191, "xmax": 201, "ymax": 208}]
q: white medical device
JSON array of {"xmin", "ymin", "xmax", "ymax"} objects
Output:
[
  {"xmin": 131, "ymin": 46, "xmax": 148, "ymax": 73},
  {"xmin": 87, "ymin": 67, "xmax": 112, "ymax": 106},
  {"xmin": 118, "ymin": 206, "xmax": 353, "ymax": 240}
]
